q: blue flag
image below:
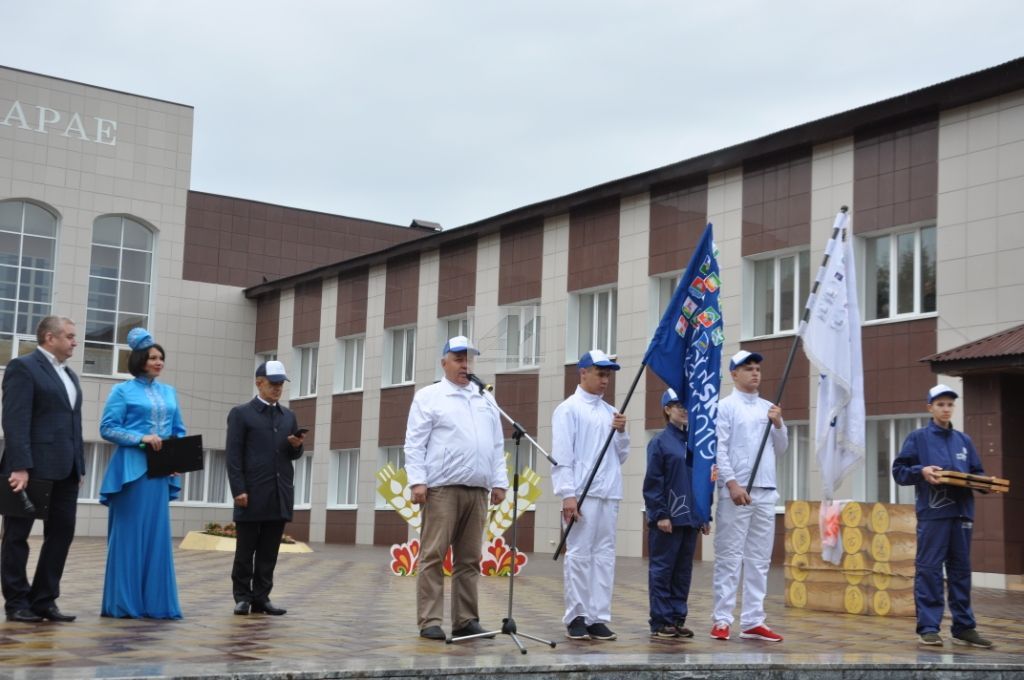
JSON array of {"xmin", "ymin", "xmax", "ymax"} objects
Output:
[{"xmin": 642, "ymin": 223, "xmax": 723, "ymax": 524}]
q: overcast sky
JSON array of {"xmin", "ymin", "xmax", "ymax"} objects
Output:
[{"xmin": 3, "ymin": 2, "xmax": 1023, "ymax": 229}]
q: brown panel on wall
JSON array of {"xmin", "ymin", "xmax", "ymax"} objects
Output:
[
  {"xmin": 330, "ymin": 393, "xmax": 363, "ymax": 450},
  {"xmin": 374, "ymin": 510, "xmax": 410, "ymax": 546},
  {"xmin": 853, "ymin": 116, "xmax": 938, "ymax": 234},
  {"xmin": 498, "ymin": 220, "xmax": 544, "ymax": 305},
  {"xmin": 285, "ymin": 509, "xmax": 310, "ymax": 543},
  {"xmin": 384, "ymin": 254, "xmax": 420, "ymax": 328},
  {"xmin": 960, "ymin": 373, "xmax": 1023, "ymax": 575},
  {"xmin": 325, "ymin": 509, "xmax": 358, "ymax": 544},
  {"xmin": 649, "ymin": 180, "xmax": 709, "ymax": 276},
  {"xmin": 568, "ymin": 198, "xmax": 619, "ymax": 292},
  {"xmin": 254, "ymin": 292, "xmax": 280, "ymax": 354},
  {"xmin": 514, "ymin": 511, "xmax": 534, "ymax": 553},
  {"xmin": 563, "ymin": 364, "xmax": 616, "ymax": 406},
  {"xmin": 861, "ymin": 318, "xmax": 936, "ymax": 415},
  {"xmin": 645, "ymin": 367, "xmax": 668, "ymax": 431},
  {"xmin": 742, "ymin": 152, "xmax": 812, "ymax": 256},
  {"xmin": 437, "ymin": 238, "xmax": 477, "ymax": 319},
  {"xmin": 740, "ymin": 337, "xmax": 809, "ymax": 421},
  {"xmin": 336, "ymin": 267, "xmax": 369, "ymax": 338},
  {"xmin": 493, "ymin": 372, "xmax": 539, "ymax": 438},
  {"xmin": 183, "ymin": 191, "xmax": 431, "ymax": 288},
  {"xmin": 288, "ymin": 398, "xmax": 317, "ymax": 449},
  {"xmin": 379, "ymin": 385, "xmax": 415, "ymax": 446},
  {"xmin": 292, "ymin": 279, "xmax": 323, "ymax": 347}
]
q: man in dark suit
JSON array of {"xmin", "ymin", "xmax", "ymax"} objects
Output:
[
  {"xmin": 226, "ymin": 360, "xmax": 305, "ymax": 616},
  {"xmin": 1, "ymin": 316, "xmax": 84, "ymax": 623}
]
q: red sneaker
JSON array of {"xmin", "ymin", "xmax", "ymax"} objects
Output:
[
  {"xmin": 740, "ymin": 624, "xmax": 783, "ymax": 642},
  {"xmin": 710, "ymin": 623, "xmax": 730, "ymax": 640}
]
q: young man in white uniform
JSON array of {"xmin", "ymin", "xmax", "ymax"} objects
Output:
[
  {"xmin": 710, "ymin": 350, "xmax": 787, "ymax": 642},
  {"xmin": 551, "ymin": 350, "xmax": 629, "ymax": 641}
]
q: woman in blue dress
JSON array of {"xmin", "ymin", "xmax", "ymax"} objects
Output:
[{"xmin": 99, "ymin": 328, "xmax": 185, "ymax": 619}]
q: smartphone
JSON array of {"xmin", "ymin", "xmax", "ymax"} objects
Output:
[{"xmin": 295, "ymin": 427, "xmax": 309, "ymax": 436}]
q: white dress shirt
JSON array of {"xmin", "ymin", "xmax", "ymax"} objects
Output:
[
  {"xmin": 37, "ymin": 346, "xmax": 77, "ymax": 408},
  {"xmin": 550, "ymin": 386, "xmax": 630, "ymax": 500},
  {"xmin": 403, "ymin": 378, "xmax": 509, "ymax": 490},
  {"xmin": 715, "ymin": 389, "xmax": 788, "ymax": 489}
]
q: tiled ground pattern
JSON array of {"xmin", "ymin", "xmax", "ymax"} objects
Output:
[{"xmin": 0, "ymin": 537, "xmax": 1021, "ymax": 676}]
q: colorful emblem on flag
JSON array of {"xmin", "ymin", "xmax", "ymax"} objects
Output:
[
  {"xmin": 704, "ymin": 272, "xmax": 721, "ymax": 293},
  {"xmin": 695, "ymin": 332, "xmax": 709, "ymax": 353},
  {"xmin": 697, "ymin": 307, "xmax": 720, "ymax": 328},
  {"xmin": 688, "ymin": 277, "xmax": 706, "ymax": 300},
  {"xmin": 681, "ymin": 296, "xmax": 699, "ymax": 319},
  {"xmin": 675, "ymin": 315, "xmax": 688, "ymax": 337},
  {"xmin": 711, "ymin": 326, "xmax": 724, "ymax": 346},
  {"xmin": 699, "ymin": 255, "xmax": 712, "ymax": 276}
]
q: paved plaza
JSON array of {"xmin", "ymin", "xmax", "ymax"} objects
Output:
[{"xmin": 0, "ymin": 536, "xmax": 1022, "ymax": 679}]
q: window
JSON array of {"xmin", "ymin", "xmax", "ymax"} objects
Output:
[
  {"xmin": 293, "ymin": 453, "xmax": 314, "ymax": 507},
  {"xmin": 330, "ymin": 449, "xmax": 359, "ymax": 507},
  {"xmin": 749, "ymin": 250, "xmax": 810, "ymax": 337},
  {"xmin": 0, "ymin": 200, "xmax": 57, "ymax": 361},
  {"xmin": 384, "ymin": 327, "xmax": 416, "ymax": 386},
  {"xmin": 776, "ymin": 423, "xmax": 810, "ymax": 505},
  {"xmin": 498, "ymin": 305, "xmax": 541, "ymax": 371},
  {"xmin": 78, "ymin": 442, "xmax": 114, "ymax": 501},
  {"xmin": 572, "ymin": 288, "xmax": 617, "ymax": 359},
  {"xmin": 177, "ymin": 449, "xmax": 230, "ymax": 505},
  {"xmin": 295, "ymin": 345, "xmax": 318, "ymax": 397},
  {"xmin": 334, "ymin": 336, "xmax": 364, "ymax": 392},
  {"xmin": 84, "ymin": 215, "xmax": 154, "ymax": 375},
  {"xmin": 377, "ymin": 446, "xmax": 405, "ymax": 507},
  {"xmin": 863, "ymin": 225, "xmax": 936, "ymax": 321},
  {"xmin": 504, "ymin": 437, "xmax": 537, "ymax": 472},
  {"xmin": 853, "ymin": 417, "xmax": 926, "ymax": 504}
]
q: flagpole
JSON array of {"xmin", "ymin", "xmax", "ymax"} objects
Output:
[
  {"xmin": 552, "ymin": 361, "xmax": 645, "ymax": 561},
  {"xmin": 745, "ymin": 206, "xmax": 848, "ymax": 494}
]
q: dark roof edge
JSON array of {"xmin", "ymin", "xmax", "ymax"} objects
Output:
[
  {"xmin": 1, "ymin": 64, "xmax": 194, "ymax": 110},
  {"xmin": 244, "ymin": 56, "xmax": 1024, "ymax": 298},
  {"xmin": 186, "ymin": 189, "xmax": 426, "ymax": 233}
]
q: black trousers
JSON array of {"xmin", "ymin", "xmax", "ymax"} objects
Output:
[
  {"xmin": 231, "ymin": 520, "xmax": 285, "ymax": 604},
  {"xmin": 1, "ymin": 472, "xmax": 79, "ymax": 613}
]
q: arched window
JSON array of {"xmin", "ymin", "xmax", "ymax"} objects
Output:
[
  {"xmin": 0, "ymin": 200, "xmax": 58, "ymax": 361},
  {"xmin": 84, "ymin": 215, "xmax": 154, "ymax": 375}
]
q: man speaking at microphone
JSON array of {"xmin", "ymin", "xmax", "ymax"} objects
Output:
[{"xmin": 404, "ymin": 336, "xmax": 508, "ymax": 641}]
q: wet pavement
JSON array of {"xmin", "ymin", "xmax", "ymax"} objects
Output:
[{"xmin": 0, "ymin": 536, "xmax": 1021, "ymax": 678}]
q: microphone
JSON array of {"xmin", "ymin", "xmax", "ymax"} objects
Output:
[
  {"xmin": 17, "ymin": 490, "xmax": 35, "ymax": 515},
  {"xmin": 466, "ymin": 373, "xmax": 494, "ymax": 393}
]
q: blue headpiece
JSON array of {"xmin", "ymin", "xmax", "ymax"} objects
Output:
[{"xmin": 126, "ymin": 328, "xmax": 155, "ymax": 351}]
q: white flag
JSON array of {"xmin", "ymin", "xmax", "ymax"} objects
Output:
[{"xmin": 801, "ymin": 210, "xmax": 866, "ymax": 500}]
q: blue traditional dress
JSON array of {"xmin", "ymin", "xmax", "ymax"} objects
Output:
[{"xmin": 99, "ymin": 376, "xmax": 186, "ymax": 619}]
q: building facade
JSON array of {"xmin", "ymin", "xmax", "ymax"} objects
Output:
[{"xmin": 2, "ymin": 60, "xmax": 1022, "ymax": 586}]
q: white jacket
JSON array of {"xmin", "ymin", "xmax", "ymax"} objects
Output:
[
  {"xmin": 551, "ymin": 386, "xmax": 630, "ymax": 500},
  {"xmin": 715, "ymin": 389, "xmax": 788, "ymax": 490},
  {"xmin": 404, "ymin": 378, "xmax": 509, "ymax": 491}
]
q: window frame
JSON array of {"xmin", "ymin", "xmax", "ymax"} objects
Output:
[
  {"xmin": 328, "ymin": 448, "xmax": 359, "ymax": 509},
  {"xmin": 774, "ymin": 421, "xmax": 809, "ymax": 512},
  {"xmin": 744, "ymin": 248, "xmax": 810, "ymax": 340},
  {"xmin": 568, "ymin": 286, "xmax": 617, "ymax": 362},
  {"xmin": 293, "ymin": 452, "xmax": 314, "ymax": 509},
  {"xmin": 860, "ymin": 222, "xmax": 937, "ymax": 324},
  {"xmin": 376, "ymin": 446, "xmax": 406, "ymax": 508},
  {"xmin": 383, "ymin": 326, "xmax": 416, "ymax": 387},
  {"xmin": 294, "ymin": 344, "xmax": 319, "ymax": 398},
  {"xmin": 497, "ymin": 303, "xmax": 541, "ymax": 372},
  {"xmin": 333, "ymin": 335, "xmax": 365, "ymax": 394},
  {"xmin": 173, "ymin": 449, "xmax": 232, "ymax": 507},
  {"xmin": 852, "ymin": 415, "xmax": 928, "ymax": 504},
  {"xmin": 0, "ymin": 199, "xmax": 59, "ymax": 362}
]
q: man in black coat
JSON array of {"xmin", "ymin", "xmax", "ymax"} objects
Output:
[
  {"xmin": 1, "ymin": 316, "xmax": 84, "ymax": 623},
  {"xmin": 226, "ymin": 360, "xmax": 305, "ymax": 616}
]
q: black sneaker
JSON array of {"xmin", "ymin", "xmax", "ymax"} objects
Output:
[
  {"xmin": 952, "ymin": 629, "xmax": 993, "ymax": 648},
  {"xmin": 587, "ymin": 622, "xmax": 617, "ymax": 640},
  {"xmin": 918, "ymin": 632, "xmax": 942, "ymax": 646},
  {"xmin": 451, "ymin": 620, "xmax": 496, "ymax": 639},
  {"xmin": 419, "ymin": 625, "xmax": 446, "ymax": 640},
  {"xmin": 566, "ymin": 616, "xmax": 590, "ymax": 640},
  {"xmin": 651, "ymin": 624, "xmax": 678, "ymax": 638},
  {"xmin": 674, "ymin": 622, "xmax": 694, "ymax": 638}
]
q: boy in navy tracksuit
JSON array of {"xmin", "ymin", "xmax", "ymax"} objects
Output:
[
  {"xmin": 892, "ymin": 384, "xmax": 993, "ymax": 649},
  {"xmin": 643, "ymin": 388, "xmax": 710, "ymax": 638}
]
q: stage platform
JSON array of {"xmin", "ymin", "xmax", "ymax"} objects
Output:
[{"xmin": 1, "ymin": 538, "xmax": 1021, "ymax": 679}]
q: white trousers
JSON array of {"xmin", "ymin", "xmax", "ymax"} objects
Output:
[
  {"xmin": 562, "ymin": 496, "xmax": 618, "ymax": 625},
  {"xmin": 711, "ymin": 487, "xmax": 778, "ymax": 629}
]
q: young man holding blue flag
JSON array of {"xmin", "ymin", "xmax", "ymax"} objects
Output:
[
  {"xmin": 643, "ymin": 388, "xmax": 710, "ymax": 638},
  {"xmin": 710, "ymin": 350, "xmax": 787, "ymax": 642}
]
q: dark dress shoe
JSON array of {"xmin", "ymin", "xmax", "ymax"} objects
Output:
[
  {"xmin": 233, "ymin": 601, "xmax": 250, "ymax": 615},
  {"xmin": 33, "ymin": 606, "xmax": 75, "ymax": 622},
  {"xmin": 6, "ymin": 609, "xmax": 43, "ymax": 623},
  {"xmin": 451, "ymin": 619, "xmax": 496, "ymax": 639},
  {"xmin": 419, "ymin": 625, "xmax": 446, "ymax": 640},
  {"xmin": 251, "ymin": 601, "xmax": 286, "ymax": 615}
]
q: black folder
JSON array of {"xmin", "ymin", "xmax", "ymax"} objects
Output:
[
  {"xmin": 146, "ymin": 435, "xmax": 204, "ymax": 478},
  {"xmin": 0, "ymin": 478, "xmax": 53, "ymax": 520}
]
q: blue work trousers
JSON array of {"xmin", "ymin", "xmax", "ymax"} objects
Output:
[
  {"xmin": 915, "ymin": 517, "xmax": 976, "ymax": 635},
  {"xmin": 648, "ymin": 525, "xmax": 699, "ymax": 630}
]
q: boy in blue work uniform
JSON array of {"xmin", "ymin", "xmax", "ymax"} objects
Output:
[
  {"xmin": 643, "ymin": 388, "xmax": 710, "ymax": 638},
  {"xmin": 892, "ymin": 384, "xmax": 993, "ymax": 648}
]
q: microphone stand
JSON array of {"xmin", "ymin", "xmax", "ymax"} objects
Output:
[{"xmin": 448, "ymin": 374, "xmax": 557, "ymax": 653}]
